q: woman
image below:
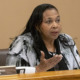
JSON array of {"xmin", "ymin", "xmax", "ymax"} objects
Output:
[{"xmin": 6, "ymin": 4, "xmax": 80, "ymax": 73}]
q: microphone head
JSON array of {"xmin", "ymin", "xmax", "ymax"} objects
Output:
[{"xmin": 59, "ymin": 35, "xmax": 68, "ymax": 43}]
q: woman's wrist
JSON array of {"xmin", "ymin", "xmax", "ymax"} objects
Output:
[{"xmin": 36, "ymin": 65, "xmax": 46, "ymax": 72}]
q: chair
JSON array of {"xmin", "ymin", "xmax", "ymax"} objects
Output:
[{"xmin": 0, "ymin": 49, "xmax": 9, "ymax": 66}]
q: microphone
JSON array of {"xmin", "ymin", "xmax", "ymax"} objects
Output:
[{"xmin": 59, "ymin": 35, "xmax": 80, "ymax": 69}]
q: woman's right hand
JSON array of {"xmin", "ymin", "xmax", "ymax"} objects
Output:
[{"xmin": 36, "ymin": 51, "xmax": 63, "ymax": 72}]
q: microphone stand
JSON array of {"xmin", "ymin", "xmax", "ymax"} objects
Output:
[
  {"xmin": 61, "ymin": 34, "xmax": 80, "ymax": 69},
  {"xmin": 67, "ymin": 43, "xmax": 80, "ymax": 69}
]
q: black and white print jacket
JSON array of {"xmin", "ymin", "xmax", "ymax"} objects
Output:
[{"xmin": 6, "ymin": 33, "xmax": 80, "ymax": 73}]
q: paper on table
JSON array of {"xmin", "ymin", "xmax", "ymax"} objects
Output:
[{"xmin": 16, "ymin": 67, "xmax": 36, "ymax": 74}]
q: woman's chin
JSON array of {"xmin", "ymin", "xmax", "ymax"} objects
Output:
[{"xmin": 51, "ymin": 35, "xmax": 59, "ymax": 40}]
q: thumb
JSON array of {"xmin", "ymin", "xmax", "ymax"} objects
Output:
[{"xmin": 40, "ymin": 51, "xmax": 45, "ymax": 60}]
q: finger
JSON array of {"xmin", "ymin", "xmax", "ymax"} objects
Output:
[
  {"xmin": 43, "ymin": 55, "xmax": 63, "ymax": 70},
  {"xmin": 51, "ymin": 55, "xmax": 63, "ymax": 65},
  {"xmin": 40, "ymin": 51, "xmax": 45, "ymax": 60},
  {"xmin": 56, "ymin": 54, "xmax": 63, "ymax": 61},
  {"xmin": 53, "ymin": 54, "xmax": 63, "ymax": 60}
]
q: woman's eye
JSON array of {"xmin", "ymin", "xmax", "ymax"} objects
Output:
[
  {"xmin": 56, "ymin": 19, "xmax": 60, "ymax": 23},
  {"xmin": 45, "ymin": 20, "xmax": 53, "ymax": 24}
]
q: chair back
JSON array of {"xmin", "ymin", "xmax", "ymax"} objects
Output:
[{"xmin": 0, "ymin": 49, "xmax": 9, "ymax": 66}]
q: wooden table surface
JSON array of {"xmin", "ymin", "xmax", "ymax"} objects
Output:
[{"xmin": 0, "ymin": 69, "xmax": 80, "ymax": 80}]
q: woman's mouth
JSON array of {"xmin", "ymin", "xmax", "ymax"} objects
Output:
[{"xmin": 51, "ymin": 31, "xmax": 59, "ymax": 36}]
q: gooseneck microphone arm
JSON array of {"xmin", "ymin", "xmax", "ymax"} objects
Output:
[
  {"xmin": 59, "ymin": 35, "xmax": 80, "ymax": 69},
  {"xmin": 67, "ymin": 43, "xmax": 80, "ymax": 69}
]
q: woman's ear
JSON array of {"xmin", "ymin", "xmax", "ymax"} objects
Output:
[{"xmin": 35, "ymin": 26, "xmax": 41, "ymax": 32}]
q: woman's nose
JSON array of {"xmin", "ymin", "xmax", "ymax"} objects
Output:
[{"xmin": 52, "ymin": 22, "xmax": 58, "ymax": 28}]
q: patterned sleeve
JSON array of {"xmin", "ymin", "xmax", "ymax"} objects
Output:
[
  {"xmin": 64, "ymin": 34, "xmax": 80, "ymax": 69},
  {"xmin": 9, "ymin": 36, "xmax": 24, "ymax": 54},
  {"xmin": 6, "ymin": 35, "xmax": 37, "ymax": 73},
  {"xmin": 73, "ymin": 44, "xmax": 80, "ymax": 69},
  {"xmin": 6, "ymin": 36, "xmax": 28, "ymax": 66}
]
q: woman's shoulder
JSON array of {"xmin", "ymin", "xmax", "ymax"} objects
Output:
[
  {"xmin": 12, "ymin": 33, "xmax": 33, "ymax": 44},
  {"xmin": 17, "ymin": 32, "xmax": 32, "ymax": 40},
  {"xmin": 9, "ymin": 33, "xmax": 33, "ymax": 54}
]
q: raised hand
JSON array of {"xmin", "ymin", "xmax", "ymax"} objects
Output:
[{"xmin": 36, "ymin": 51, "xmax": 62, "ymax": 72}]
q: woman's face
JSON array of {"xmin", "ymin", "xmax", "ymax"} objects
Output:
[{"xmin": 38, "ymin": 9, "xmax": 62, "ymax": 40}]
